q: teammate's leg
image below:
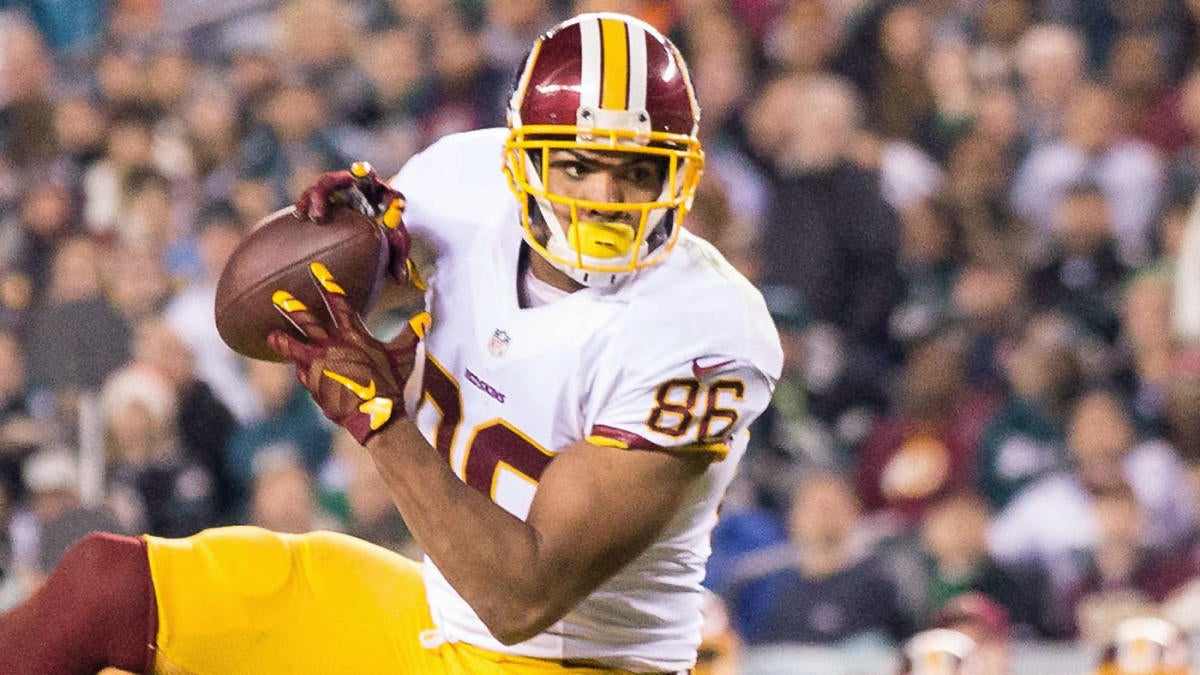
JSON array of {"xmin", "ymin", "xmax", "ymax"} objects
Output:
[
  {"xmin": 0, "ymin": 532, "xmax": 156, "ymax": 675},
  {"xmin": 147, "ymin": 526, "xmax": 439, "ymax": 674}
]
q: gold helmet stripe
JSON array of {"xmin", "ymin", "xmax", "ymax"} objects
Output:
[{"xmin": 599, "ymin": 17, "xmax": 629, "ymax": 110}]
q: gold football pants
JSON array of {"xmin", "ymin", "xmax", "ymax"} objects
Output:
[{"xmin": 145, "ymin": 526, "xmax": 627, "ymax": 674}]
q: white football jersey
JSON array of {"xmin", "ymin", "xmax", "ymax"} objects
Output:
[{"xmin": 391, "ymin": 128, "xmax": 782, "ymax": 672}]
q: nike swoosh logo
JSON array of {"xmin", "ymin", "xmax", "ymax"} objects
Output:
[
  {"xmin": 692, "ymin": 357, "xmax": 736, "ymax": 379},
  {"xmin": 323, "ymin": 370, "xmax": 376, "ymax": 400},
  {"xmin": 358, "ymin": 396, "xmax": 394, "ymax": 430}
]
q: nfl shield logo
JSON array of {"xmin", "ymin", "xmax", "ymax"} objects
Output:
[{"xmin": 488, "ymin": 329, "xmax": 510, "ymax": 357}]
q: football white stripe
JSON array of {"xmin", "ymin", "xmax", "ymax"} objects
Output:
[
  {"xmin": 579, "ymin": 17, "xmax": 602, "ymax": 110},
  {"xmin": 627, "ymin": 23, "xmax": 647, "ymax": 112}
]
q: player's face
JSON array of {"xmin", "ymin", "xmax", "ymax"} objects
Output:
[{"xmin": 543, "ymin": 148, "xmax": 666, "ymax": 225}]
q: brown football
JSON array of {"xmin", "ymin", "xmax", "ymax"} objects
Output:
[{"xmin": 215, "ymin": 204, "xmax": 389, "ymax": 362}]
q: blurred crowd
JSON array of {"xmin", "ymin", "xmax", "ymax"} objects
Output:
[{"xmin": 3, "ymin": 0, "xmax": 1200, "ymax": 672}]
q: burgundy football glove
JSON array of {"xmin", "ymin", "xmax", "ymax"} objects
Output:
[
  {"xmin": 268, "ymin": 262, "xmax": 424, "ymax": 445},
  {"xmin": 294, "ymin": 161, "xmax": 412, "ymax": 283}
]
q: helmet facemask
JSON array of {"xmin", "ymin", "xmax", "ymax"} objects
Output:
[{"xmin": 504, "ymin": 125, "xmax": 703, "ymax": 287}]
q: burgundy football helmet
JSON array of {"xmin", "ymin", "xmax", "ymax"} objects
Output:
[{"xmin": 504, "ymin": 12, "xmax": 704, "ymax": 287}]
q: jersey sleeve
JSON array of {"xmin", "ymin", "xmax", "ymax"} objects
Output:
[
  {"xmin": 586, "ymin": 355, "xmax": 775, "ymax": 460},
  {"xmin": 584, "ymin": 241, "xmax": 782, "ymax": 460}
]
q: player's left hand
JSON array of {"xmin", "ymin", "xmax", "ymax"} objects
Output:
[
  {"xmin": 294, "ymin": 161, "xmax": 412, "ymax": 284},
  {"xmin": 268, "ymin": 262, "xmax": 420, "ymax": 445}
]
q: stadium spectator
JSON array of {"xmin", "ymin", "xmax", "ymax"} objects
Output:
[
  {"xmin": 482, "ymin": 0, "xmax": 558, "ymax": 76},
  {"xmin": 950, "ymin": 143, "xmax": 1022, "ymax": 259},
  {"xmin": 180, "ymin": 87, "xmax": 244, "ymax": 211},
  {"xmin": 855, "ymin": 330, "xmax": 996, "ymax": 522},
  {"xmin": 750, "ymin": 73, "xmax": 901, "ymax": 435},
  {"xmin": 761, "ymin": 0, "xmax": 837, "ymax": 77},
  {"xmin": 127, "ymin": 319, "xmax": 236, "ymax": 522},
  {"xmin": 873, "ymin": 4, "xmax": 935, "ymax": 145},
  {"xmin": 4, "ymin": 184, "xmax": 78, "ymax": 307},
  {"xmin": 1028, "ymin": 183, "xmax": 1129, "ymax": 345},
  {"xmin": 45, "ymin": 95, "xmax": 108, "ymax": 196},
  {"xmin": 1155, "ymin": 366, "xmax": 1200, "ymax": 613},
  {"xmin": 101, "ymin": 361, "xmax": 214, "ymax": 538},
  {"xmin": 279, "ymin": 0, "xmax": 375, "ymax": 129},
  {"xmin": 918, "ymin": 492, "xmax": 1048, "ymax": 637},
  {"xmin": 681, "ymin": 8, "xmax": 763, "ymax": 274},
  {"xmin": 1011, "ymin": 83, "xmax": 1165, "ymax": 267},
  {"xmin": 1060, "ymin": 482, "xmax": 1194, "ymax": 638},
  {"xmin": 967, "ymin": 0, "xmax": 1032, "ymax": 91},
  {"xmin": 23, "ymin": 237, "xmax": 131, "ymax": 398},
  {"xmin": 1168, "ymin": 68, "xmax": 1200, "ymax": 199},
  {"xmin": 1112, "ymin": 31, "xmax": 1178, "ymax": 154},
  {"xmin": 82, "ymin": 113, "xmax": 162, "ymax": 236},
  {"xmin": 949, "ymin": 263, "xmax": 1028, "ymax": 392},
  {"xmin": 8, "ymin": 445, "xmax": 120, "ymax": 592},
  {"xmin": 722, "ymin": 472, "xmax": 911, "ymax": 646},
  {"xmin": 320, "ymin": 430, "xmax": 417, "ymax": 558},
  {"xmin": 419, "ymin": 14, "xmax": 510, "ymax": 144},
  {"xmin": 247, "ymin": 443, "xmax": 338, "ymax": 535},
  {"xmin": 749, "ymin": 286, "xmax": 842, "ymax": 468},
  {"xmin": 224, "ymin": 358, "xmax": 331, "ymax": 519},
  {"xmin": 163, "ymin": 213, "xmax": 259, "ymax": 422},
  {"xmin": 347, "ymin": 27, "xmax": 427, "ymax": 170},
  {"xmin": 988, "ymin": 390, "xmax": 1197, "ymax": 596},
  {"xmin": 975, "ymin": 311, "xmax": 1082, "ymax": 511},
  {"xmin": 1013, "ymin": 24, "xmax": 1088, "ymax": 147},
  {"xmin": 0, "ymin": 330, "xmax": 45, "ymax": 507},
  {"xmin": 105, "ymin": 245, "xmax": 171, "ymax": 325},
  {"xmin": 1119, "ymin": 269, "xmax": 1176, "ymax": 427},
  {"xmin": 0, "ymin": 20, "xmax": 55, "ymax": 170},
  {"xmin": 238, "ymin": 83, "xmax": 347, "ymax": 202}
]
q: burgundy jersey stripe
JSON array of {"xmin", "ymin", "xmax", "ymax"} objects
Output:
[{"xmin": 590, "ymin": 424, "xmax": 663, "ymax": 450}]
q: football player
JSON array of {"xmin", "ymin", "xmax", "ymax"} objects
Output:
[{"xmin": 0, "ymin": 12, "xmax": 780, "ymax": 674}]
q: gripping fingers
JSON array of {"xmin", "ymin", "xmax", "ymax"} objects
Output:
[
  {"xmin": 308, "ymin": 262, "xmax": 369, "ymax": 334},
  {"xmin": 266, "ymin": 330, "xmax": 319, "ymax": 370},
  {"xmin": 309, "ymin": 179, "xmax": 334, "ymax": 221},
  {"xmin": 380, "ymin": 197, "xmax": 405, "ymax": 230},
  {"xmin": 271, "ymin": 290, "xmax": 329, "ymax": 341},
  {"xmin": 297, "ymin": 181, "xmax": 336, "ymax": 222}
]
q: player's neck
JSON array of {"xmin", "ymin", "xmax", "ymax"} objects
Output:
[{"xmin": 527, "ymin": 248, "xmax": 585, "ymax": 294}]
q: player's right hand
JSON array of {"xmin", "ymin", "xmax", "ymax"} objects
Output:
[
  {"xmin": 295, "ymin": 162, "xmax": 412, "ymax": 284},
  {"xmin": 269, "ymin": 263, "xmax": 425, "ymax": 445}
]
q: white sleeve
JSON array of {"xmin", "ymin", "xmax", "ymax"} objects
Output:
[{"xmin": 586, "ymin": 355, "xmax": 775, "ymax": 460}]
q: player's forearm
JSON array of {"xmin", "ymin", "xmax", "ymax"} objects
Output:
[{"xmin": 364, "ymin": 420, "xmax": 572, "ymax": 643}]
